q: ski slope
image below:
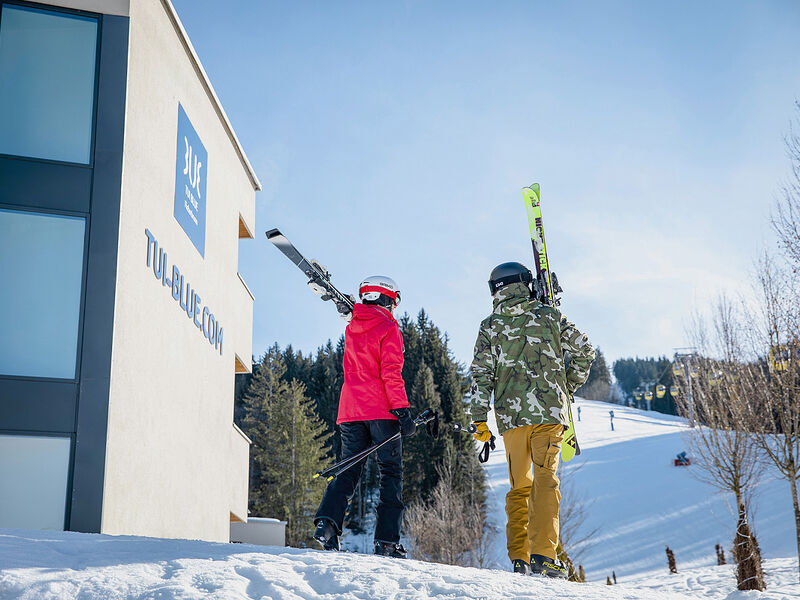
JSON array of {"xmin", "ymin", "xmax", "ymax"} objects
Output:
[{"xmin": 481, "ymin": 398, "xmax": 799, "ymax": 590}]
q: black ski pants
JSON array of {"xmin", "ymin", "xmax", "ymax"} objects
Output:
[{"xmin": 315, "ymin": 419, "xmax": 404, "ymax": 543}]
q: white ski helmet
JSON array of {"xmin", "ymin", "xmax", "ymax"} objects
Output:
[{"xmin": 359, "ymin": 275, "xmax": 401, "ymax": 308}]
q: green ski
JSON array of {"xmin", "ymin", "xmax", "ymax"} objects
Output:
[{"xmin": 521, "ymin": 183, "xmax": 580, "ymax": 462}]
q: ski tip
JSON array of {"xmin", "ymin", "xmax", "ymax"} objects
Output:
[
  {"xmin": 265, "ymin": 228, "xmax": 282, "ymax": 239},
  {"xmin": 522, "ymin": 183, "xmax": 539, "ymax": 194},
  {"xmin": 327, "ymin": 476, "xmax": 334, "ymax": 482},
  {"xmin": 312, "ymin": 473, "xmax": 320, "ymax": 479}
]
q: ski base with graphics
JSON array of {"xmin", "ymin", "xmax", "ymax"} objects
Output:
[{"xmin": 521, "ymin": 183, "xmax": 579, "ymax": 462}]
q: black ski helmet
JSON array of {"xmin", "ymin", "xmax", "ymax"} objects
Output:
[{"xmin": 488, "ymin": 262, "xmax": 532, "ymax": 294}]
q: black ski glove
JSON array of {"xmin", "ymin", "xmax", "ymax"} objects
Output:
[{"xmin": 390, "ymin": 408, "xmax": 417, "ymax": 437}]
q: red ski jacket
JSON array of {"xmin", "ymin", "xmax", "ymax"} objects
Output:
[{"xmin": 337, "ymin": 303, "xmax": 410, "ymax": 423}]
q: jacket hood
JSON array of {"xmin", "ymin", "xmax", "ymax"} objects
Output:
[
  {"xmin": 492, "ymin": 282, "xmax": 540, "ymax": 316},
  {"xmin": 349, "ymin": 303, "xmax": 395, "ymax": 333}
]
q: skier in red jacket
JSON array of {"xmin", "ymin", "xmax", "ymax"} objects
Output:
[{"xmin": 314, "ymin": 276, "xmax": 417, "ymax": 558}]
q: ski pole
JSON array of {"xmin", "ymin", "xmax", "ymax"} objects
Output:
[
  {"xmin": 314, "ymin": 409, "xmax": 436, "ymax": 481},
  {"xmin": 314, "ymin": 409, "xmax": 438, "ymax": 481},
  {"xmin": 320, "ymin": 408, "xmax": 436, "ymax": 478},
  {"xmin": 452, "ymin": 422, "xmax": 477, "ymax": 435},
  {"xmin": 452, "ymin": 422, "xmax": 496, "ymax": 463}
]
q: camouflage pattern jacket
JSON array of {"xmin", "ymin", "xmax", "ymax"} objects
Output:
[{"xmin": 469, "ymin": 282, "xmax": 595, "ymax": 434}]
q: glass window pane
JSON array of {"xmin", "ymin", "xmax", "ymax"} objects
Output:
[
  {"xmin": 0, "ymin": 209, "xmax": 85, "ymax": 379},
  {"xmin": 0, "ymin": 5, "xmax": 98, "ymax": 164},
  {"xmin": 0, "ymin": 434, "xmax": 71, "ymax": 530}
]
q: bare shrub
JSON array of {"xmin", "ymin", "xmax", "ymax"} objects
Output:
[
  {"xmin": 678, "ymin": 296, "xmax": 766, "ymax": 590},
  {"xmin": 404, "ymin": 447, "xmax": 493, "ymax": 567},
  {"xmin": 716, "ymin": 543, "xmax": 727, "ymax": 565},
  {"xmin": 666, "ymin": 546, "xmax": 677, "ymax": 574},
  {"xmin": 768, "ymin": 101, "xmax": 800, "ymax": 582},
  {"xmin": 558, "ymin": 462, "xmax": 599, "ymax": 562},
  {"xmin": 737, "ymin": 252, "xmax": 800, "ymax": 583}
]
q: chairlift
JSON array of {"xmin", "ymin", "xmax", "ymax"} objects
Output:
[
  {"xmin": 709, "ymin": 371, "xmax": 722, "ymax": 385},
  {"xmin": 644, "ymin": 391, "xmax": 654, "ymax": 401},
  {"xmin": 670, "ymin": 386, "xmax": 679, "ymax": 397},
  {"xmin": 633, "ymin": 391, "xmax": 643, "ymax": 401},
  {"xmin": 656, "ymin": 384, "xmax": 666, "ymax": 398},
  {"xmin": 769, "ymin": 345, "xmax": 791, "ymax": 373},
  {"xmin": 689, "ymin": 365, "xmax": 699, "ymax": 378},
  {"xmin": 672, "ymin": 363, "xmax": 685, "ymax": 377}
]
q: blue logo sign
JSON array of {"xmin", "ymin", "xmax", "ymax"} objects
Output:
[{"xmin": 174, "ymin": 104, "xmax": 207, "ymax": 257}]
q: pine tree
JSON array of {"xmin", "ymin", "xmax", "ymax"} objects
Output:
[
  {"xmin": 241, "ymin": 347, "xmax": 333, "ymax": 547},
  {"xmin": 577, "ymin": 347, "xmax": 612, "ymax": 401},
  {"xmin": 237, "ymin": 307, "xmax": 488, "ymax": 549},
  {"xmin": 282, "ymin": 344, "xmax": 312, "ymax": 385},
  {"xmin": 403, "ymin": 361, "xmax": 443, "ymax": 503},
  {"xmin": 399, "ymin": 311, "xmax": 486, "ymax": 507},
  {"xmin": 612, "ymin": 356, "xmax": 677, "ymax": 414}
]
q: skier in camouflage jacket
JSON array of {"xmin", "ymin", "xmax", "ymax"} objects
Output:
[{"xmin": 469, "ymin": 263, "xmax": 594, "ymax": 577}]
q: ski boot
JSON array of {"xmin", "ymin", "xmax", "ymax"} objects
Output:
[
  {"xmin": 512, "ymin": 559, "xmax": 531, "ymax": 575},
  {"xmin": 374, "ymin": 540, "xmax": 407, "ymax": 558},
  {"xmin": 313, "ymin": 518, "xmax": 340, "ymax": 551},
  {"xmin": 530, "ymin": 554, "xmax": 568, "ymax": 579}
]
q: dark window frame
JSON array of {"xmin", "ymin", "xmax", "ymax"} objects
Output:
[
  {"xmin": 0, "ymin": 429, "xmax": 75, "ymax": 529},
  {"xmin": 0, "ymin": 203, "xmax": 90, "ymax": 383},
  {"xmin": 0, "ymin": 3, "xmax": 129, "ymax": 533},
  {"xmin": 0, "ymin": 0, "xmax": 102, "ymax": 167}
]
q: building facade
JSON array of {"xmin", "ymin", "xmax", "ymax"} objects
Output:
[{"xmin": 0, "ymin": 0, "xmax": 259, "ymax": 542}]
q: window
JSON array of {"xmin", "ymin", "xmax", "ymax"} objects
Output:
[
  {"xmin": 0, "ymin": 208, "xmax": 85, "ymax": 379},
  {"xmin": 0, "ymin": 434, "xmax": 71, "ymax": 530},
  {"xmin": 0, "ymin": 4, "xmax": 98, "ymax": 164}
]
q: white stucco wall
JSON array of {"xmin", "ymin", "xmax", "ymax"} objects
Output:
[{"xmin": 103, "ymin": 0, "xmax": 257, "ymax": 542}]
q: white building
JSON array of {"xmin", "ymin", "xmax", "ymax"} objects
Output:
[{"xmin": 0, "ymin": 0, "xmax": 259, "ymax": 542}]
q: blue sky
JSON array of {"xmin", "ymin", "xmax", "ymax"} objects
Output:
[{"xmin": 174, "ymin": 0, "xmax": 800, "ymax": 369}]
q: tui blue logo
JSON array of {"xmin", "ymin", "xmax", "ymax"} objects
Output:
[{"xmin": 174, "ymin": 103, "xmax": 207, "ymax": 257}]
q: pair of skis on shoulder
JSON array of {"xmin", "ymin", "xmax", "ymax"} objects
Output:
[
  {"xmin": 522, "ymin": 184, "xmax": 580, "ymax": 463},
  {"xmin": 266, "ymin": 230, "xmax": 443, "ymax": 480},
  {"xmin": 266, "ymin": 228, "xmax": 354, "ymax": 317}
]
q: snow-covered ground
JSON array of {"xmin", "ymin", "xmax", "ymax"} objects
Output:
[
  {"xmin": 0, "ymin": 528, "xmax": 798, "ymax": 599},
  {"xmin": 481, "ymin": 398, "xmax": 799, "ymax": 594},
  {"xmin": 1, "ymin": 399, "xmax": 798, "ymax": 599},
  {"xmin": 2, "ymin": 528, "xmax": 797, "ymax": 600}
]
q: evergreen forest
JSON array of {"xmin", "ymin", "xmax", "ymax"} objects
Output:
[{"xmin": 235, "ymin": 310, "xmax": 488, "ymax": 552}]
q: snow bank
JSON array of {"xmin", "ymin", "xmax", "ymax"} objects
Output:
[{"xmin": 0, "ymin": 528, "xmax": 689, "ymax": 600}]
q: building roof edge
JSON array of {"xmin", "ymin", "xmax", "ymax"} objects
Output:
[{"xmin": 161, "ymin": 0, "xmax": 262, "ymax": 191}]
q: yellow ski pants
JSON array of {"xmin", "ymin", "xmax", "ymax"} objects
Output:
[{"xmin": 502, "ymin": 423, "xmax": 564, "ymax": 562}]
